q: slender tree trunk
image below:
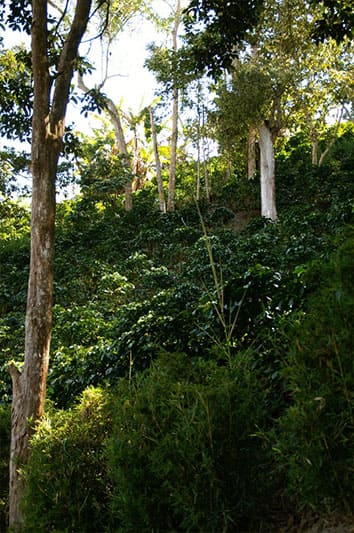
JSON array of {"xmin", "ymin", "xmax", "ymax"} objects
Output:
[
  {"xmin": 167, "ymin": 0, "xmax": 181, "ymax": 212},
  {"xmin": 78, "ymin": 75, "xmax": 133, "ymax": 210},
  {"xmin": 8, "ymin": 1, "xmax": 92, "ymax": 529},
  {"xmin": 149, "ymin": 106, "xmax": 166, "ymax": 212},
  {"xmin": 258, "ymin": 120, "xmax": 277, "ymax": 221},
  {"xmin": 247, "ymin": 126, "xmax": 257, "ymax": 178},
  {"xmin": 318, "ymin": 106, "xmax": 344, "ymax": 167},
  {"xmin": 101, "ymin": 98, "xmax": 133, "ymax": 210},
  {"xmin": 195, "ymin": 85, "xmax": 201, "ymax": 201},
  {"xmin": 167, "ymin": 80, "xmax": 179, "ymax": 211},
  {"xmin": 311, "ymin": 136, "xmax": 319, "ymax": 166},
  {"xmin": 201, "ymin": 103, "xmax": 211, "ymax": 201}
]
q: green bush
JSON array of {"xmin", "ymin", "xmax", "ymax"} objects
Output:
[
  {"xmin": 23, "ymin": 387, "xmax": 112, "ymax": 532},
  {"xmin": 0, "ymin": 404, "xmax": 10, "ymax": 532},
  {"xmin": 275, "ymin": 228, "xmax": 354, "ymax": 512},
  {"xmin": 107, "ymin": 352, "xmax": 275, "ymax": 532}
]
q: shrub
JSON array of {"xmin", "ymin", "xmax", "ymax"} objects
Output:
[
  {"xmin": 23, "ymin": 387, "xmax": 112, "ymax": 532},
  {"xmin": 275, "ymin": 228, "xmax": 354, "ymax": 512},
  {"xmin": 107, "ymin": 352, "xmax": 275, "ymax": 532}
]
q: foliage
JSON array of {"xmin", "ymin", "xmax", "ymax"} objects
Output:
[
  {"xmin": 0, "ymin": 122, "xmax": 352, "ymax": 528},
  {"xmin": 0, "ymin": 200, "xmax": 29, "ymax": 401},
  {"xmin": 184, "ymin": 0, "xmax": 264, "ymax": 76},
  {"xmin": 107, "ymin": 352, "xmax": 274, "ymax": 532},
  {"xmin": 0, "ymin": 46, "xmax": 33, "ymax": 140},
  {"xmin": 311, "ymin": 0, "xmax": 354, "ymax": 42},
  {"xmin": 0, "ymin": 147, "xmax": 31, "ymax": 196},
  {"xmin": 23, "ymin": 387, "xmax": 112, "ymax": 532},
  {"xmin": 274, "ymin": 228, "xmax": 354, "ymax": 512}
]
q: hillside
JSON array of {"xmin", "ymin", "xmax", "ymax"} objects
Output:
[{"xmin": 0, "ymin": 129, "xmax": 353, "ymax": 531}]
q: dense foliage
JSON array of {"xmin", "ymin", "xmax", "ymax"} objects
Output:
[{"xmin": 0, "ymin": 127, "xmax": 353, "ymax": 530}]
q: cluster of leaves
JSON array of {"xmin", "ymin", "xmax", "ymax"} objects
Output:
[
  {"xmin": 22, "ymin": 387, "xmax": 111, "ymax": 532},
  {"xmin": 274, "ymin": 229, "xmax": 354, "ymax": 511},
  {"xmin": 0, "ymin": 47, "xmax": 33, "ymax": 140},
  {"xmin": 183, "ymin": 0, "xmax": 264, "ymax": 76},
  {"xmin": 107, "ymin": 352, "xmax": 274, "ymax": 532}
]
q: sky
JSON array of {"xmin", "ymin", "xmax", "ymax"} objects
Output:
[
  {"xmin": 1, "ymin": 3, "xmax": 169, "ymax": 137},
  {"xmin": 0, "ymin": 2, "xmax": 171, "ymax": 197},
  {"xmin": 77, "ymin": 17, "xmax": 163, "ymax": 120}
]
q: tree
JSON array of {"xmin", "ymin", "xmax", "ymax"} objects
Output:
[
  {"xmin": 167, "ymin": 0, "xmax": 182, "ymax": 211},
  {"xmin": 286, "ymin": 39, "xmax": 353, "ymax": 166},
  {"xmin": 310, "ymin": 0, "xmax": 354, "ymax": 42},
  {"xmin": 183, "ymin": 0, "xmax": 280, "ymax": 218},
  {"xmin": 184, "ymin": 0, "xmax": 264, "ymax": 76},
  {"xmin": 77, "ymin": 0, "xmax": 145, "ymax": 209},
  {"xmin": 78, "ymin": 74, "xmax": 135, "ymax": 209},
  {"xmin": 149, "ymin": 105, "xmax": 166, "ymax": 212},
  {"xmin": 214, "ymin": 63, "xmax": 280, "ymax": 220},
  {"xmin": 6, "ymin": 1, "xmax": 93, "ymax": 528}
]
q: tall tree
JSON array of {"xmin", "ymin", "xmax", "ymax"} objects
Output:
[
  {"xmin": 184, "ymin": 0, "xmax": 264, "ymax": 76},
  {"xmin": 167, "ymin": 0, "xmax": 182, "ymax": 211},
  {"xmin": 78, "ymin": 74, "xmax": 134, "ymax": 209},
  {"xmin": 146, "ymin": 0, "xmax": 189, "ymax": 211},
  {"xmin": 6, "ymin": 1, "xmax": 93, "ymax": 528},
  {"xmin": 77, "ymin": 0, "xmax": 145, "ymax": 209},
  {"xmin": 149, "ymin": 105, "xmax": 166, "ymax": 212}
]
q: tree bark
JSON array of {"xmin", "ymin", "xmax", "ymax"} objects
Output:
[
  {"xmin": 9, "ymin": 1, "xmax": 92, "ymax": 529},
  {"xmin": 149, "ymin": 106, "xmax": 166, "ymax": 212},
  {"xmin": 77, "ymin": 75, "xmax": 133, "ymax": 210},
  {"xmin": 247, "ymin": 126, "xmax": 257, "ymax": 179},
  {"xmin": 167, "ymin": 76, "xmax": 179, "ymax": 211},
  {"xmin": 167, "ymin": 0, "xmax": 181, "ymax": 212},
  {"xmin": 258, "ymin": 120, "xmax": 277, "ymax": 221},
  {"xmin": 104, "ymin": 98, "xmax": 133, "ymax": 210}
]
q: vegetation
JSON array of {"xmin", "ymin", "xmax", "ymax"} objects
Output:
[
  {"xmin": 0, "ymin": 0, "xmax": 353, "ymax": 530},
  {"xmin": 0, "ymin": 127, "xmax": 353, "ymax": 530}
]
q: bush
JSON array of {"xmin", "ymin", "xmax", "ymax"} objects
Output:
[
  {"xmin": 275, "ymin": 228, "xmax": 354, "ymax": 512},
  {"xmin": 107, "ymin": 352, "xmax": 275, "ymax": 532},
  {"xmin": 23, "ymin": 387, "xmax": 112, "ymax": 532}
]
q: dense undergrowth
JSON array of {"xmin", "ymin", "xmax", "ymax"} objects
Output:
[{"xmin": 0, "ymin": 129, "xmax": 353, "ymax": 531}]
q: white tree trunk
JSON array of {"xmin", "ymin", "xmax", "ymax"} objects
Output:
[
  {"xmin": 167, "ymin": 0, "xmax": 181, "ymax": 212},
  {"xmin": 258, "ymin": 121, "xmax": 277, "ymax": 221},
  {"xmin": 247, "ymin": 126, "xmax": 257, "ymax": 179},
  {"xmin": 149, "ymin": 106, "xmax": 166, "ymax": 212},
  {"xmin": 101, "ymin": 98, "xmax": 133, "ymax": 210},
  {"xmin": 78, "ymin": 75, "xmax": 133, "ymax": 210}
]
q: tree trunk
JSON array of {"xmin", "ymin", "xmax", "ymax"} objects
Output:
[
  {"xmin": 149, "ymin": 106, "xmax": 166, "ymax": 212},
  {"xmin": 258, "ymin": 121, "xmax": 277, "ymax": 221},
  {"xmin": 318, "ymin": 106, "xmax": 344, "ymax": 167},
  {"xmin": 167, "ymin": 0, "xmax": 181, "ymax": 212},
  {"xmin": 311, "ymin": 136, "xmax": 319, "ymax": 166},
  {"xmin": 167, "ymin": 79, "xmax": 179, "ymax": 211},
  {"xmin": 78, "ymin": 74, "xmax": 134, "ymax": 210},
  {"xmin": 9, "ymin": 1, "xmax": 92, "ymax": 529},
  {"xmin": 247, "ymin": 126, "xmax": 257, "ymax": 179},
  {"xmin": 101, "ymin": 98, "xmax": 133, "ymax": 210}
]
